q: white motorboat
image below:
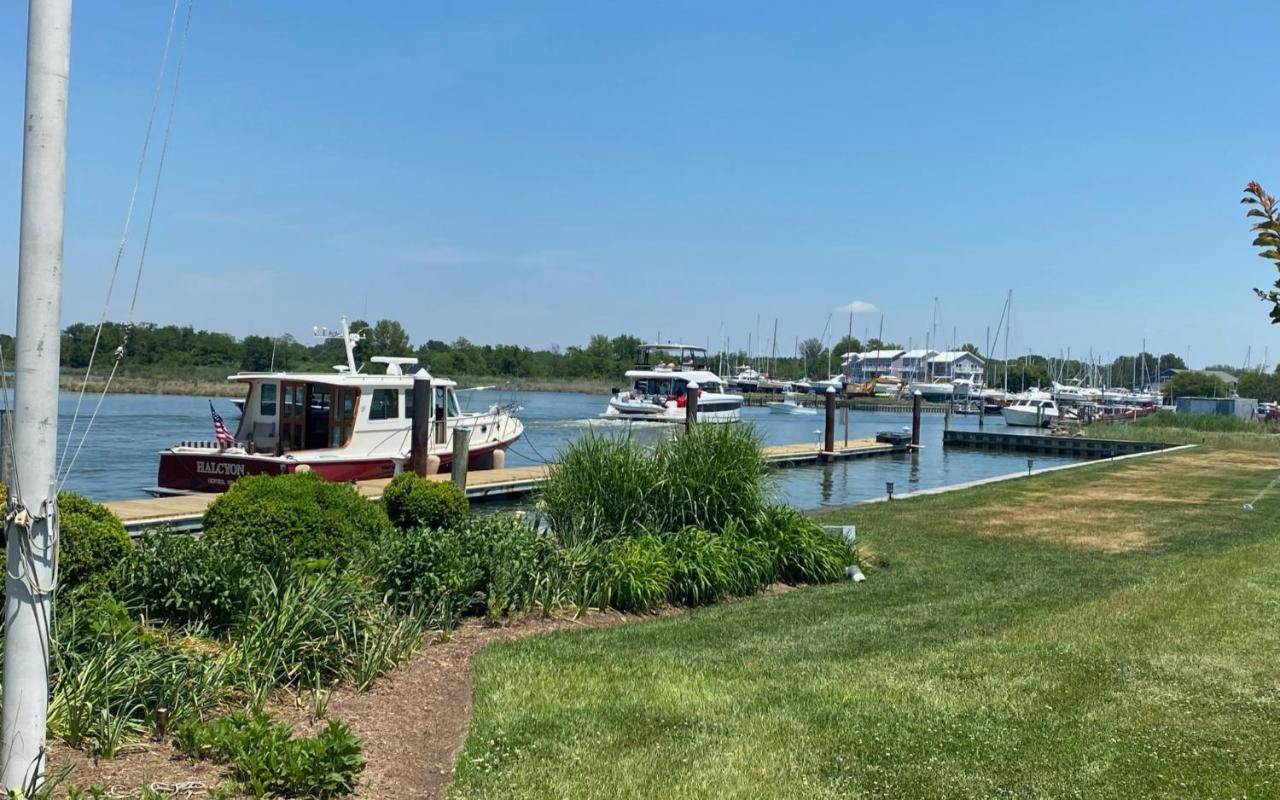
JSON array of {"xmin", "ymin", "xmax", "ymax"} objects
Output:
[
  {"xmin": 907, "ymin": 381, "xmax": 954, "ymax": 402},
  {"xmin": 811, "ymin": 375, "xmax": 846, "ymax": 394},
  {"xmin": 791, "ymin": 378, "xmax": 814, "ymax": 394},
  {"xmin": 1052, "ymin": 380, "xmax": 1102, "ymax": 405},
  {"xmin": 605, "ymin": 344, "xmax": 744, "ymax": 423},
  {"xmin": 766, "ymin": 391, "xmax": 817, "ymax": 415},
  {"xmin": 151, "ymin": 317, "xmax": 524, "ymax": 495},
  {"xmin": 1001, "ymin": 396, "xmax": 1060, "ymax": 427},
  {"xmin": 726, "ymin": 365, "xmax": 761, "ymax": 392}
]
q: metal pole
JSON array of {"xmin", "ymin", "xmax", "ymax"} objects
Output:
[
  {"xmin": 451, "ymin": 427, "xmax": 470, "ymax": 489},
  {"xmin": 410, "ymin": 370, "xmax": 432, "ymax": 476},
  {"xmin": 685, "ymin": 381, "xmax": 699, "ymax": 429},
  {"xmin": 4, "ymin": 0, "xmax": 71, "ymax": 790}
]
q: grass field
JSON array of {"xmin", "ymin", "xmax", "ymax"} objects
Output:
[
  {"xmin": 1086, "ymin": 411, "xmax": 1280, "ymax": 452},
  {"xmin": 447, "ymin": 447, "xmax": 1280, "ymax": 799}
]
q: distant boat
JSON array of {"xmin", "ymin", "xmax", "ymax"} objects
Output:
[
  {"xmin": 605, "ymin": 344, "xmax": 743, "ymax": 423},
  {"xmin": 1001, "ymin": 396, "xmax": 1060, "ymax": 427},
  {"xmin": 766, "ymin": 391, "xmax": 817, "ymax": 415}
]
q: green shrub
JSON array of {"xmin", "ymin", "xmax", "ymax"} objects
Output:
[
  {"xmin": 538, "ymin": 434, "xmax": 662, "ymax": 543},
  {"xmin": 176, "ymin": 709, "xmax": 364, "ymax": 798},
  {"xmin": 381, "ymin": 473, "xmax": 469, "ymax": 531},
  {"xmin": 752, "ymin": 505, "xmax": 854, "ymax": 585},
  {"xmin": 655, "ymin": 424, "xmax": 767, "ymax": 532},
  {"xmin": 369, "ymin": 515, "xmax": 555, "ymax": 620},
  {"xmin": 202, "ymin": 472, "xmax": 393, "ymax": 567},
  {"xmin": 58, "ymin": 491, "xmax": 133, "ymax": 591},
  {"xmin": 720, "ymin": 520, "xmax": 776, "ymax": 595},
  {"xmin": 116, "ymin": 533, "xmax": 258, "ymax": 631},
  {"xmin": 598, "ymin": 534, "xmax": 671, "ymax": 612},
  {"xmin": 366, "ymin": 528, "xmax": 483, "ymax": 622},
  {"xmin": 664, "ymin": 527, "xmax": 735, "ymax": 606}
]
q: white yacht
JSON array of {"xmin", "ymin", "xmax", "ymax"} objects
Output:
[
  {"xmin": 726, "ymin": 365, "xmax": 762, "ymax": 392},
  {"xmin": 1052, "ymin": 380, "xmax": 1102, "ymax": 404},
  {"xmin": 1001, "ymin": 396, "xmax": 1060, "ymax": 427},
  {"xmin": 605, "ymin": 344, "xmax": 744, "ymax": 423},
  {"xmin": 151, "ymin": 317, "xmax": 524, "ymax": 494},
  {"xmin": 766, "ymin": 391, "xmax": 817, "ymax": 416}
]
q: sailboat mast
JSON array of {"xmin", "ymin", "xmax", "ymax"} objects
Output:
[
  {"xmin": 1003, "ymin": 290, "xmax": 1011, "ymax": 393},
  {"xmin": 4, "ymin": 0, "xmax": 71, "ymax": 789},
  {"xmin": 770, "ymin": 318, "xmax": 778, "ymax": 377}
]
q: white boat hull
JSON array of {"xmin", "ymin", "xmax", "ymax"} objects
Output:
[
  {"xmin": 1001, "ymin": 406, "xmax": 1058, "ymax": 427},
  {"xmin": 766, "ymin": 401, "xmax": 817, "ymax": 416}
]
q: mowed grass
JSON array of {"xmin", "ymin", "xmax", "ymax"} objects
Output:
[{"xmin": 447, "ymin": 448, "xmax": 1280, "ymax": 799}]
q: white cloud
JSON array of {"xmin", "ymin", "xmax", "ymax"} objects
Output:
[{"xmin": 835, "ymin": 300, "xmax": 878, "ymax": 314}]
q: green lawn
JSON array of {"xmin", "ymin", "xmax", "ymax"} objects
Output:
[{"xmin": 447, "ymin": 448, "xmax": 1280, "ymax": 799}]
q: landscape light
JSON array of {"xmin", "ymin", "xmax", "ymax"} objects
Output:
[{"xmin": 886, "ymin": 481, "xmax": 894, "ymax": 500}]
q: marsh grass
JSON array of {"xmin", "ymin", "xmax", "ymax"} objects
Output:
[
  {"xmin": 1086, "ymin": 411, "xmax": 1280, "ymax": 452},
  {"xmin": 450, "ymin": 447, "xmax": 1280, "ymax": 799}
]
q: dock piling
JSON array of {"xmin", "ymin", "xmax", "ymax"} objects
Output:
[
  {"xmin": 411, "ymin": 370, "xmax": 432, "ymax": 477},
  {"xmin": 451, "ymin": 427, "xmax": 471, "ymax": 489},
  {"xmin": 685, "ymin": 381, "xmax": 699, "ymax": 430},
  {"xmin": 945, "ymin": 400, "xmax": 952, "ymax": 432},
  {"xmin": 823, "ymin": 385, "xmax": 836, "ymax": 457},
  {"xmin": 911, "ymin": 391, "xmax": 923, "ymax": 447}
]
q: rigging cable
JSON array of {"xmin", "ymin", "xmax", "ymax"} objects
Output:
[{"xmin": 58, "ymin": 0, "xmax": 196, "ymax": 491}]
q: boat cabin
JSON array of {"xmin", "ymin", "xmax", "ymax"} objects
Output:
[{"xmin": 231, "ymin": 364, "xmax": 462, "ymax": 455}]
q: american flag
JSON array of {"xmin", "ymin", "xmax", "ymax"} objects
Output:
[{"xmin": 210, "ymin": 401, "xmax": 235, "ymax": 445}]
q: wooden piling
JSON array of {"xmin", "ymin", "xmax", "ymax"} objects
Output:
[
  {"xmin": 945, "ymin": 400, "xmax": 952, "ymax": 433},
  {"xmin": 685, "ymin": 381, "xmax": 699, "ymax": 430},
  {"xmin": 451, "ymin": 427, "xmax": 471, "ymax": 489},
  {"xmin": 411, "ymin": 370, "xmax": 432, "ymax": 477},
  {"xmin": 911, "ymin": 391, "xmax": 923, "ymax": 447},
  {"xmin": 823, "ymin": 385, "xmax": 836, "ymax": 455}
]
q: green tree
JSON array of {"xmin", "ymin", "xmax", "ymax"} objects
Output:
[
  {"xmin": 1242, "ymin": 181, "xmax": 1280, "ymax": 322},
  {"xmin": 833, "ymin": 336, "xmax": 862, "ymax": 358},
  {"xmin": 799, "ymin": 338, "xmax": 824, "ymax": 369},
  {"xmin": 241, "ymin": 335, "xmax": 276, "ymax": 371},
  {"xmin": 1238, "ymin": 372, "xmax": 1280, "ymax": 403},
  {"xmin": 366, "ymin": 319, "xmax": 412, "ymax": 358},
  {"xmin": 1167, "ymin": 371, "xmax": 1228, "ymax": 399}
]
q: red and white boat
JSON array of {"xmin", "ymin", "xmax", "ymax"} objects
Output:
[{"xmin": 150, "ymin": 318, "xmax": 524, "ymax": 495}]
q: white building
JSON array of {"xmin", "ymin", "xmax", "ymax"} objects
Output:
[
  {"xmin": 891, "ymin": 349, "xmax": 937, "ymax": 381},
  {"xmin": 843, "ymin": 349, "xmax": 904, "ymax": 382},
  {"xmin": 927, "ymin": 351, "xmax": 985, "ymax": 383}
]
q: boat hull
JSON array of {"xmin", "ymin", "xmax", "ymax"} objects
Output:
[
  {"xmin": 766, "ymin": 402, "xmax": 816, "ymax": 415},
  {"xmin": 1001, "ymin": 407, "xmax": 1058, "ymax": 427},
  {"xmin": 154, "ymin": 435, "xmax": 519, "ymax": 495}
]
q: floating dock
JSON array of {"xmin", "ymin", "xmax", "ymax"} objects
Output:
[
  {"xmin": 106, "ymin": 437, "xmax": 903, "ymax": 535},
  {"xmin": 942, "ymin": 430, "xmax": 1169, "ymax": 457}
]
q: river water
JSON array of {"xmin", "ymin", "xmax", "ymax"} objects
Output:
[{"xmin": 16, "ymin": 389, "xmax": 1081, "ymax": 509}]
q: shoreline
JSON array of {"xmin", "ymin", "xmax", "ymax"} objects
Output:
[{"xmin": 57, "ymin": 373, "xmax": 617, "ymax": 398}]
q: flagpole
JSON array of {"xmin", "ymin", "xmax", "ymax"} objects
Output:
[{"xmin": 3, "ymin": 0, "xmax": 72, "ymax": 792}]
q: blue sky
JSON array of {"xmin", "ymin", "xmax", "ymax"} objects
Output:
[{"xmin": 2, "ymin": 1, "xmax": 1278, "ymax": 368}]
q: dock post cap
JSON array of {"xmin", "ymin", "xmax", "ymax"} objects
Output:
[
  {"xmin": 687, "ymin": 381, "xmax": 699, "ymax": 389},
  {"xmin": 913, "ymin": 390, "xmax": 923, "ymax": 396},
  {"xmin": 414, "ymin": 367, "xmax": 433, "ymax": 381},
  {"xmin": 824, "ymin": 385, "xmax": 836, "ymax": 394}
]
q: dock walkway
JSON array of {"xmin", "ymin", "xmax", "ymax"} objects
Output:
[{"xmin": 106, "ymin": 438, "xmax": 899, "ymax": 535}]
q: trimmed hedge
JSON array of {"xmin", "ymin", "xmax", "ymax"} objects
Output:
[
  {"xmin": 381, "ymin": 472, "xmax": 469, "ymax": 531},
  {"xmin": 202, "ymin": 472, "xmax": 394, "ymax": 567},
  {"xmin": 59, "ymin": 491, "xmax": 133, "ymax": 591}
]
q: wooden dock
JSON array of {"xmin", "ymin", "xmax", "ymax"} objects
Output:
[
  {"xmin": 942, "ymin": 429, "xmax": 1169, "ymax": 457},
  {"xmin": 105, "ymin": 438, "xmax": 901, "ymax": 535}
]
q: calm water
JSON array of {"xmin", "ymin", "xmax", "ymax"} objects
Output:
[{"xmin": 17, "ymin": 389, "xmax": 1083, "ymax": 508}]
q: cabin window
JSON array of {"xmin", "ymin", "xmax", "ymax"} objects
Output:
[
  {"xmin": 259, "ymin": 383, "xmax": 278, "ymax": 417},
  {"xmin": 370, "ymin": 388, "xmax": 399, "ymax": 420},
  {"xmin": 447, "ymin": 389, "xmax": 461, "ymax": 417},
  {"xmin": 403, "ymin": 388, "xmax": 413, "ymax": 420}
]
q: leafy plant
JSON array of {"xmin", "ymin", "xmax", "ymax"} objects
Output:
[
  {"xmin": 48, "ymin": 596, "xmax": 226, "ymax": 757},
  {"xmin": 655, "ymin": 424, "xmax": 768, "ymax": 532},
  {"xmin": 176, "ymin": 710, "xmax": 364, "ymax": 798},
  {"xmin": 202, "ymin": 472, "xmax": 394, "ymax": 567},
  {"xmin": 597, "ymin": 534, "xmax": 671, "ymax": 612},
  {"xmin": 663, "ymin": 527, "xmax": 734, "ymax": 606},
  {"xmin": 365, "ymin": 527, "xmax": 483, "ymax": 622},
  {"xmin": 380, "ymin": 472, "xmax": 469, "ymax": 531},
  {"xmin": 720, "ymin": 519, "xmax": 776, "ymax": 595},
  {"xmin": 539, "ymin": 433, "xmax": 663, "ymax": 543},
  {"xmin": 58, "ymin": 491, "xmax": 133, "ymax": 591},
  {"xmin": 1242, "ymin": 181, "xmax": 1280, "ymax": 323},
  {"xmin": 115, "ymin": 532, "xmax": 258, "ymax": 631},
  {"xmin": 751, "ymin": 505, "xmax": 854, "ymax": 585}
]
